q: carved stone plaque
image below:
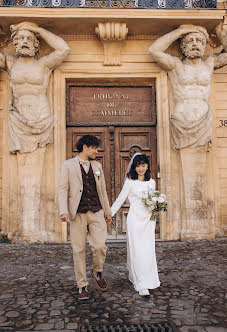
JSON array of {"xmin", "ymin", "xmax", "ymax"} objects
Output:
[{"xmin": 67, "ymin": 86, "xmax": 156, "ymax": 124}]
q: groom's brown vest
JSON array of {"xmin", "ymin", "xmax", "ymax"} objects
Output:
[{"xmin": 77, "ymin": 165, "xmax": 102, "ymax": 213}]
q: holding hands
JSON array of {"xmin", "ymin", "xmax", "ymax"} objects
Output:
[
  {"xmin": 105, "ymin": 215, "xmax": 112, "ymax": 224},
  {"xmin": 60, "ymin": 213, "xmax": 70, "ymax": 223}
]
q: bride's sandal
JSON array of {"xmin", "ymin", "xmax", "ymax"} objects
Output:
[{"xmin": 139, "ymin": 288, "xmax": 150, "ymax": 297}]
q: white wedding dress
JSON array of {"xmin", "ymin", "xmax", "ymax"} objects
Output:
[{"xmin": 111, "ymin": 178, "xmax": 160, "ymax": 292}]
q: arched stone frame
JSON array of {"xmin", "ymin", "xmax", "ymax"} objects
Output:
[{"xmin": 53, "ymin": 66, "xmax": 173, "ymax": 242}]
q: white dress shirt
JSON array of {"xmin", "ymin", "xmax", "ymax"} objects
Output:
[{"xmin": 78, "ymin": 156, "xmax": 90, "ymax": 174}]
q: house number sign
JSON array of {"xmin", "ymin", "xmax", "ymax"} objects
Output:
[{"xmin": 219, "ymin": 120, "xmax": 227, "ymax": 127}]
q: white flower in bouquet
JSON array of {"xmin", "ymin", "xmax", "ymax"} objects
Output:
[
  {"xmin": 158, "ymin": 196, "xmax": 165, "ymax": 203},
  {"xmin": 142, "ymin": 188, "xmax": 167, "ymax": 221}
]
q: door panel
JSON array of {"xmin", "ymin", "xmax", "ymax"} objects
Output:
[
  {"xmin": 66, "ymin": 126, "xmax": 111, "ymax": 202},
  {"xmin": 114, "ymin": 127, "xmax": 158, "ymax": 238}
]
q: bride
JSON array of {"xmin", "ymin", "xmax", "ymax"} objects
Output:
[{"xmin": 111, "ymin": 153, "xmax": 160, "ymax": 296}]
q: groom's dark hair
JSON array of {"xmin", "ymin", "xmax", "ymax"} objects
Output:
[
  {"xmin": 127, "ymin": 154, "xmax": 151, "ymax": 181},
  {"xmin": 76, "ymin": 135, "xmax": 101, "ymax": 152}
]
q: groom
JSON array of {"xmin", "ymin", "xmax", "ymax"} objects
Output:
[{"xmin": 58, "ymin": 135, "xmax": 112, "ymax": 300}]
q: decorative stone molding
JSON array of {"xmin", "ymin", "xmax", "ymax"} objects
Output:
[
  {"xmin": 61, "ymin": 34, "xmax": 157, "ymax": 41},
  {"xmin": 95, "ymin": 22, "xmax": 128, "ymax": 66},
  {"xmin": 127, "ymin": 35, "xmax": 157, "ymax": 40}
]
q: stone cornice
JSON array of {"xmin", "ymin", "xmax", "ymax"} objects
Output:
[{"xmin": 0, "ymin": 8, "xmax": 225, "ymax": 19}]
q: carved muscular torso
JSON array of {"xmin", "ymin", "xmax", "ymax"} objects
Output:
[
  {"xmin": 4, "ymin": 56, "xmax": 54, "ymax": 153},
  {"xmin": 0, "ymin": 25, "xmax": 69, "ymax": 153},
  {"xmin": 168, "ymin": 57, "xmax": 214, "ymax": 122},
  {"xmin": 9, "ymin": 58, "xmax": 51, "ymax": 121}
]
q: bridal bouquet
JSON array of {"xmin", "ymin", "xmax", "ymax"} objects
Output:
[{"xmin": 142, "ymin": 188, "xmax": 167, "ymax": 221}]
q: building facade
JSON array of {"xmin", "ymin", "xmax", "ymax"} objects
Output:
[{"xmin": 0, "ymin": 1, "xmax": 227, "ymax": 242}]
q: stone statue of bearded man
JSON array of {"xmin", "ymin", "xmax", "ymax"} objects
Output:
[
  {"xmin": 148, "ymin": 22, "xmax": 227, "ymax": 240},
  {"xmin": 11, "ymin": 23, "xmax": 40, "ymax": 58},
  {"xmin": 0, "ymin": 22, "xmax": 69, "ymax": 241},
  {"xmin": 0, "ymin": 21, "xmax": 69, "ymax": 153},
  {"xmin": 149, "ymin": 23, "xmax": 227, "ymax": 150}
]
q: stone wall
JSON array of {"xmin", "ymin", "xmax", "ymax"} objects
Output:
[
  {"xmin": 0, "ymin": 72, "xmax": 9, "ymax": 238},
  {"xmin": 213, "ymin": 65, "xmax": 227, "ymax": 236},
  {"xmin": 0, "ymin": 9, "xmax": 226, "ymax": 241},
  {"xmin": 0, "ymin": 74, "xmax": 4, "ymax": 230}
]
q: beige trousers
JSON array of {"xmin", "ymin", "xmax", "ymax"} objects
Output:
[{"xmin": 70, "ymin": 209, "xmax": 107, "ymax": 288}]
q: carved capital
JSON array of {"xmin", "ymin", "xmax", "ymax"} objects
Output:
[{"xmin": 95, "ymin": 22, "xmax": 128, "ymax": 66}]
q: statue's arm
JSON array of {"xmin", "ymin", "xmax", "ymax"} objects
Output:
[
  {"xmin": 214, "ymin": 22, "xmax": 227, "ymax": 70},
  {"xmin": 214, "ymin": 52, "xmax": 227, "ymax": 70},
  {"xmin": 0, "ymin": 53, "xmax": 6, "ymax": 70},
  {"xmin": 37, "ymin": 27, "xmax": 69, "ymax": 68},
  {"xmin": 149, "ymin": 26, "xmax": 200, "ymax": 71}
]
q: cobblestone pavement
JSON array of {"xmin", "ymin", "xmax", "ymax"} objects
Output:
[{"xmin": 0, "ymin": 238, "xmax": 226, "ymax": 332}]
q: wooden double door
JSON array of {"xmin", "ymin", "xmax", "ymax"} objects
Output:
[{"xmin": 66, "ymin": 84, "xmax": 158, "ymax": 239}]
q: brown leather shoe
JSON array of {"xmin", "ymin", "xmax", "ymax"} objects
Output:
[
  {"xmin": 93, "ymin": 271, "xmax": 107, "ymax": 291},
  {"xmin": 78, "ymin": 286, "xmax": 89, "ymax": 300}
]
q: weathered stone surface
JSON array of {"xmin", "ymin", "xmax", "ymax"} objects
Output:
[
  {"xmin": 206, "ymin": 328, "xmax": 227, "ymax": 332},
  {"xmin": 0, "ymin": 22, "xmax": 69, "ymax": 243},
  {"xmin": 51, "ymin": 301, "xmax": 65, "ymax": 309},
  {"xmin": 67, "ymin": 323, "xmax": 78, "ymax": 329},
  {"xmin": 55, "ymin": 320, "xmax": 65, "ymax": 329},
  {"xmin": 5, "ymin": 311, "xmax": 19, "ymax": 318},
  {"xmin": 0, "ymin": 316, "xmax": 7, "ymax": 323},
  {"xmin": 0, "ymin": 240, "xmax": 226, "ymax": 331},
  {"xmin": 149, "ymin": 23, "xmax": 227, "ymax": 240},
  {"xmin": 149, "ymin": 23, "xmax": 227, "ymax": 150},
  {"xmin": 34, "ymin": 323, "xmax": 55, "ymax": 330},
  {"xmin": 50, "ymin": 310, "xmax": 61, "ymax": 316}
]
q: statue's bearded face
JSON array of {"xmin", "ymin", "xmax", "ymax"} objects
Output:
[
  {"xmin": 13, "ymin": 30, "xmax": 38, "ymax": 57},
  {"xmin": 181, "ymin": 32, "xmax": 206, "ymax": 59}
]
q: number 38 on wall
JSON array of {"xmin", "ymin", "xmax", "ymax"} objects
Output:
[{"xmin": 219, "ymin": 120, "xmax": 227, "ymax": 127}]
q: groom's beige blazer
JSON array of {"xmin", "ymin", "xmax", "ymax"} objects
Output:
[{"xmin": 58, "ymin": 155, "xmax": 111, "ymax": 220}]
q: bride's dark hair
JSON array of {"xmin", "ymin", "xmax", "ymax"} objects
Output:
[{"xmin": 127, "ymin": 154, "xmax": 151, "ymax": 181}]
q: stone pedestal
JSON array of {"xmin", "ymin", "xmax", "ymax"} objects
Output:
[
  {"xmin": 17, "ymin": 147, "xmax": 45, "ymax": 242},
  {"xmin": 180, "ymin": 146, "xmax": 215, "ymax": 240}
]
